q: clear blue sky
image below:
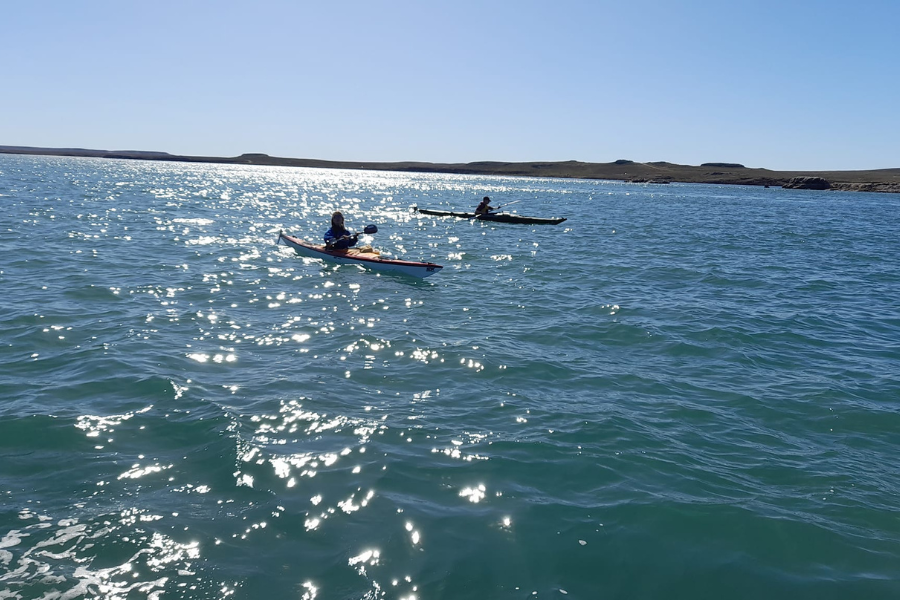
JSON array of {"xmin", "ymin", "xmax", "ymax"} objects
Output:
[{"xmin": 3, "ymin": 0, "xmax": 898, "ymax": 170}]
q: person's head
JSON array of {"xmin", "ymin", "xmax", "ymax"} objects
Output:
[
  {"xmin": 483, "ymin": 196, "xmax": 490, "ymax": 202},
  {"xmin": 331, "ymin": 211, "xmax": 344, "ymax": 228}
]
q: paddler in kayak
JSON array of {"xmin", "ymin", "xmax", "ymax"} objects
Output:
[
  {"xmin": 324, "ymin": 211, "xmax": 359, "ymax": 250},
  {"xmin": 475, "ymin": 196, "xmax": 496, "ymax": 215}
]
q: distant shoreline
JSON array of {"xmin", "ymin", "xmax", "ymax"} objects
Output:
[{"xmin": 2, "ymin": 145, "xmax": 899, "ymax": 194}]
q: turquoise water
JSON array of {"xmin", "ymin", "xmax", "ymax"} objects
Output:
[{"xmin": 2, "ymin": 154, "xmax": 899, "ymax": 599}]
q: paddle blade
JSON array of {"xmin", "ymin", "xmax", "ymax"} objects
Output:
[{"xmin": 363, "ymin": 224, "xmax": 378, "ymax": 234}]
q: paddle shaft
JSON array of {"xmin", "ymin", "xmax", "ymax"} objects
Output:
[
  {"xmin": 326, "ymin": 224, "xmax": 378, "ymax": 248},
  {"xmin": 494, "ymin": 199, "xmax": 522, "ymax": 210},
  {"xmin": 471, "ymin": 199, "xmax": 523, "ymax": 219}
]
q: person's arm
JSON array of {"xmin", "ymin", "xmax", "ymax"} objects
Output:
[
  {"xmin": 325, "ymin": 228, "xmax": 344, "ymax": 248},
  {"xmin": 340, "ymin": 227, "xmax": 359, "ymax": 247},
  {"xmin": 326, "ymin": 228, "xmax": 358, "ymax": 249}
]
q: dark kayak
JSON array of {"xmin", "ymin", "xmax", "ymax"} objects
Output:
[{"xmin": 414, "ymin": 207, "xmax": 566, "ymax": 225}]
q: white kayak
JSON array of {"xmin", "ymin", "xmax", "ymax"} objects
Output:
[{"xmin": 277, "ymin": 232, "xmax": 443, "ymax": 278}]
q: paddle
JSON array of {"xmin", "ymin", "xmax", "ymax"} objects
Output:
[
  {"xmin": 471, "ymin": 199, "xmax": 522, "ymax": 219},
  {"xmin": 326, "ymin": 224, "xmax": 378, "ymax": 249},
  {"xmin": 492, "ymin": 199, "xmax": 521, "ymax": 211}
]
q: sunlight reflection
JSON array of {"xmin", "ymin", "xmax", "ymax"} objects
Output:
[
  {"xmin": 1, "ymin": 511, "xmax": 208, "ymax": 598},
  {"xmin": 461, "ymin": 358, "xmax": 484, "ymax": 371},
  {"xmin": 75, "ymin": 406, "xmax": 151, "ymax": 438},
  {"xmin": 118, "ymin": 463, "xmax": 170, "ymax": 480},
  {"xmin": 301, "ymin": 581, "xmax": 318, "ymax": 600},
  {"xmin": 431, "ymin": 445, "xmax": 489, "ymax": 461},
  {"xmin": 405, "ymin": 522, "xmax": 421, "ymax": 545},
  {"xmin": 459, "ymin": 484, "xmax": 486, "ymax": 503},
  {"xmin": 348, "ymin": 549, "xmax": 381, "ymax": 575}
]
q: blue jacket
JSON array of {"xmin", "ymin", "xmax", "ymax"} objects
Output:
[{"xmin": 324, "ymin": 225, "xmax": 358, "ymax": 250}]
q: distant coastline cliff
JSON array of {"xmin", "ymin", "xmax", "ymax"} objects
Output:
[{"xmin": 2, "ymin": 145, "xmax": 898, "ymax": 194}]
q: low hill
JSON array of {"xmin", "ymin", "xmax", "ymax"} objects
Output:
[{"xmin": 2, "ymin": 146, "xmax": 898, "ymax": 193}]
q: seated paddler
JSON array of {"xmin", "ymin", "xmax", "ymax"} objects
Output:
[
  {"xmin": 324, "ymin": 211, "xmax": 359, "ymax": 250},
  {"xmin": 475, "ymin": 196, "xmax": 496, "ymax": 215}
]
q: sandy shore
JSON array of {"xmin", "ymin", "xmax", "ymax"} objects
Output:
[{"xmin": 3, "ymin": 146, "xmax": 899, "ymax": 193}]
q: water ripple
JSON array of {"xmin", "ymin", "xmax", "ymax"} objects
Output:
[{"xmin": 3, "ymin": 155, "xmax": 900, "ymax": 598}]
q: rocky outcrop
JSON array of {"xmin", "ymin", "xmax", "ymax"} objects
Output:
[
  {"xmin": 831, "ymin": 182, "xmax": 900, "ymax": 193},
  {"xmin": 701, "ymin": 162, "xmax": 745, "ymax": 168},
  {"xmin": 783, "ymin": 176, "xmax": 831, "ymax": 190}
]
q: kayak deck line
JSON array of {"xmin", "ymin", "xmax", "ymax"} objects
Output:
[
  {"xmin": 277, "ymin": 232, "xmax": 443, "ymax": 278},
  {"xmin": 413, "ymin": 206, "xmax": 566, "ymax": 225}
]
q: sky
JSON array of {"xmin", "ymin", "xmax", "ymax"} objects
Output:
[{"xmin": 3, "ymin": 0, "xmax": 898, "ymax": 171}]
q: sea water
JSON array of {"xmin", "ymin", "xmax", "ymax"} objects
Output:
[{"xmin": 1, "ymin": 154, "xmax": 899, "ymax": 599}]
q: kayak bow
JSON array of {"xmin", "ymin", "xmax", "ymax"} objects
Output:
[{"xmin": 277, "ymin": 232, "xmax": 443, "ymax": 278}]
